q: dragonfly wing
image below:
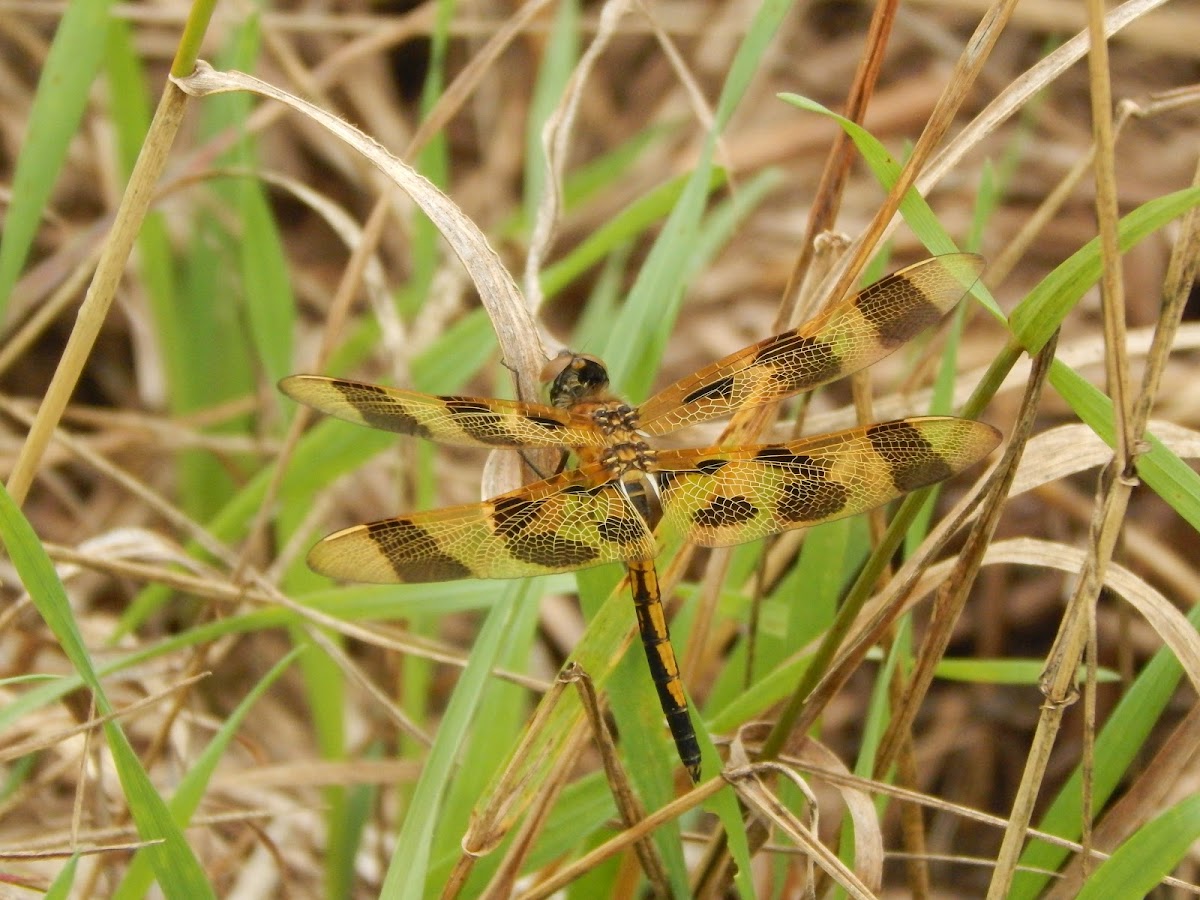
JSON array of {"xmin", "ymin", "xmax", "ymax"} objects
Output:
[
  {"xmin": 280, "ymin": 374, "xmax": 604, "ymax": 449},
  {"xmin": 654, "ymin": 417, "xmax": 1001, "ymax": 547},
  {"xmin": 637, "ymin": 254, "xmax": 984, "ymax": 435},
  {"xmin": 306, "ymin": 465, "xmax": 655, "ymax": 583}
]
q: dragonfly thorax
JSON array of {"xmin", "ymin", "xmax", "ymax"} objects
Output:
[
  {"xmin": 571, "ymin": 399, "xmax": 656, "ymax": 477},
  {"xmin": 599, "ymin": 438, "xmax": 658, "ymax": 478}
]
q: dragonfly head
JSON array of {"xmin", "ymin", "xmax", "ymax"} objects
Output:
[{"xmin": 543, "ymin": 351, "xmax": 611, "ymax": 408}]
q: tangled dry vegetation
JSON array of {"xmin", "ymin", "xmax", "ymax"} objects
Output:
[{"xmin": 1, "ymin": 0, "xmax": 1199, "ymax": 897}]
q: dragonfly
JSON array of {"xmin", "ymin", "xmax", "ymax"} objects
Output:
[{"xmin": 280, "ymin": 253, "xmax": 1001, "ymax": 783}]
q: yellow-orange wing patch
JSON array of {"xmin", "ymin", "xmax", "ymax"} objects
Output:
[
  {"xmin": 635, "ymin": 254, "xmax": 984, "ymax": 436},
  {"xmin": 305, "ymin": 464, "xmax": 656, "ymax": 584},
  {"xmin": 280, "ymin": 374, "xmax": 606, "ymax": 450},
  {"xmin": 654, "ymin": 417, "xmax": 1000, "ymax": 548}
]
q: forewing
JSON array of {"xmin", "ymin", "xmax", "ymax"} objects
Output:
[
  {"xmin": 654, "ymin": 417, "xmax": 1000, "ymax": 547},
  {"xmin": 637, "ymin": 254, "xmax": 984, "ymax": 435},
  {"xmin": 306, "ymin": 465, "xmax": 656, "ymax": 583},
  {"xmin": 280, "ymin": 374, "xmax": 605, "ymax": 449}
]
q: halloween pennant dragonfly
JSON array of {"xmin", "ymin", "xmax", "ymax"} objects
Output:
[{"xmin": 280, "ymin": 253, "xmax": 1001, "ymax": 783}]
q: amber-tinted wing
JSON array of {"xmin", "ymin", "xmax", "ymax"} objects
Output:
[
  {"xmin": 653, "ymin": 417, "xmax": 1000, "ymax": 547},
  {"xmin": 305, "ymin": 464, "xmax": 656, "ymax": 584},
  {"xmin": 636, "ymin": 254, "xmax": 984, "ymax": 436},
  {"xmin": 280, "ymin": 374, "xmax": 606, "ymax": 449}
]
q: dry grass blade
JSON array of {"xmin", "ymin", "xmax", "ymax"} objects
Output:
[
  {"xmin": 987, "ymin": 140, "xmax": 1200, "ymax": 900},
  {"xmin": 512, "ymin": 779, "xmax": 723, "ymax": 900},
  {"xmin": 980, "ymin": 538, "xmax": 1200, "ymax": 692},
  {"xmin": 811, "ymin": 750, "xmax": 884, "ymax": 894},
  {"xmin": 1044, "ymin": 701, "xmax": 1200, "ymax": 898},
  {"xmin": 728, "ymin": 762, "xmax": 875, "ymax": 900},
  {"xmin": 173, "ymin": 62, "xmax": 547, "ymax": 404},
  {"xmin": 811, "ymin": 0, "xmax": 1018, "ymax": 311},
  {"xmin": 773, "ymin": 756, "xmax": 1200, "ymax": 892},
  {"xmin": 0, "ymin": 672, "xmax": 209, "ymax": 767},
  {"xmin": 562, "ymin": 663, "xmax": 672, "ymax": 895},
  {"xmin": 916, "ymin": 0, "xmax": 1174, "ymax": 204},
  {"xmin": 525, "ymin": 0, "xmax": 634, "ymax": 310},
  {"xmin": 1084, "ymin": 0, "xmax": 1132, "ymax": 465},
  {"xmin": 7, "ymin": 3, "xmax": 1199, "ymax": 894},
  {"xmin": 756, "ymin": 731, "xmax": 885, "ymax": 892},
  {"xmin": 875, "ymin": 333, "xmax": 1058, "ymax": 777},
  {"xmin": 5, "ymin": 83, "xmax": 189, "ymax": 504},
  {"xmin": 780, "ymin": 0, "xmax": 898, "ymax": 323},
  {"xmin": 1008, "ymin": 421, "xmax": 1200, "ymax": 499}
]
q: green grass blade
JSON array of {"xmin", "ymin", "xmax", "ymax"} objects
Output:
[
  {"xmin": 105, "ymin": 19, "xmax": 152, "ymax": 175},
  {"xmin": 0, "ymin": 483, "xmax": 214, "ymax": 897},
  {"xmin": 1011, "ymin": 187, "xmax": 1200, "ymax": 353},
  {"xmin": 167, "ymin": 18, "xmax": 263, "ymax": 520},
  {"xmin": 968, "ymin": 159, "xmax": 998, "ymax": 253},
  {"xmin": 379, "ymin": 582, "xmax": 535, "ymax": 897},
  {"xmin": 1011, "ymin": 600, "xmax": 1200, "ymax": 897},
  {"xmin": 523, "ymin": 0, "xmax": 579, "ymax": 229},
  {"xmin": 433, "ymin": 588, "xmax": 542, "ymax": 861},
  {"xmin": 105, "ymin": 19, "xmax": 180, "ymax": 387},
  {"xmin": 571, "ymin": 243, "xmax": 631, "ymax": 343},
  {"xmin": 778, "ymin": 95, "xmax": 978, "ymax": 262},
  {"xmin": 435, "ymin": 776, "xmax": 615, "ymax": 891},
  {"xmin": 1049, "ymin": 362, "xmax": 1200, "ymax": 531},
  {"xmin": 239, "ymin": 176, "xmax": 296, "ymax": 386},
  {"xmin": 43, "ymin": 854, "xmax": 80, "ymax": 900},
  {"xmin": 1075, "ymin": 794, "xmax": 1200, "ymax": 900},
  {"xmin": 0, "ymin": 0, "xmax": 113, "ymax": 314},
  {"xmin": 703, "ymin": 519, "xmax": 861, "ymax": 725},
  {"xmin": 707, "ymin": 647, "xmax": 813, "ymax": 735},
  {"xmin": 711, "ymin": 784, "xmax": 758, "ymax": 899},
  {"xmin": 618, "ymin": 167, "xmax": 779, "ymax": 400},
  {"xmin": 603, "ymin": 0, "xmax": 793, "ymax": 398},
  {"xmin": 464, "ymin": 571, "xmax": 645, "ymax": 860},
  {"xmin": 500, "ymin": 125, "xmax": 673, "ymax": 240},
  {"xmin": 112, "ymin": 649, "xmax": 303, "ymax": 898},
  {"xmin": 540, "ymin": 168, "xmax": 728, "ymax": 299},
  {"xmin": 932, "ymin": 657, "xmax": 1119, "ymax": 684}
]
